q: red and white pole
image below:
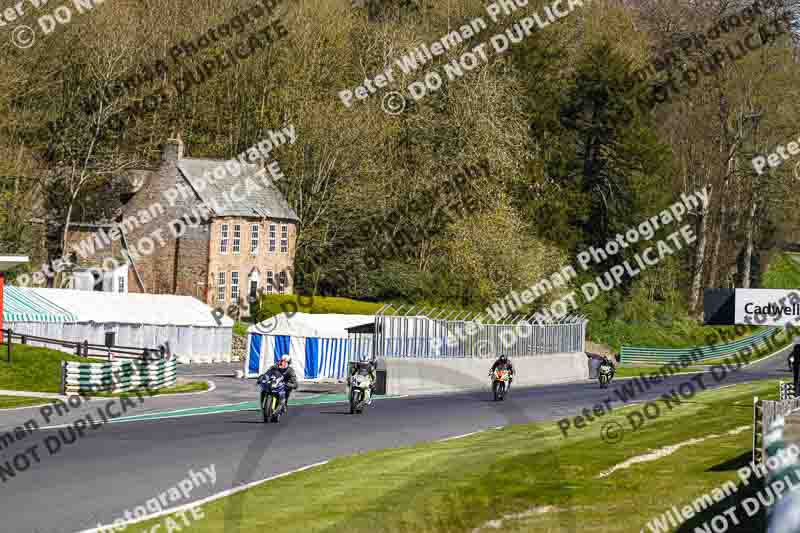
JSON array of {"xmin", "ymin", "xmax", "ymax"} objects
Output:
[{"xmin": 0, "ymin": 271, "xmax": 5, "ymax": 336}]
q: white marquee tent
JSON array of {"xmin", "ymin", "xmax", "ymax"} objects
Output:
[
  {"xmin": 4, "ymin": 287, "xmax": 233, "ymax": 363},
  {"xmin": 245, "ymin": 313, "xmax": 375, "ymax": 380}
]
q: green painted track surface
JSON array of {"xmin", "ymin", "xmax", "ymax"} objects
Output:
[{"xmin": 106, "ymin": 393, "xmax": 397, "ymax": 424}]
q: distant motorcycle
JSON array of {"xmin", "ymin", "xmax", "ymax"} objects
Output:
[
  {"xmin": 598, "ymin": 358, "xmax": 615, "ymax": 388},
  {"xmin": 491, "ymin": 369, "xmax": 511, "ymax": 401},
  {"xmin": 349, "ymin": 362, "xmax": 374, "ymax": 415},
  {"xmin": 258, "ymin": 370, "xmax": 287, "ymax": 423}
]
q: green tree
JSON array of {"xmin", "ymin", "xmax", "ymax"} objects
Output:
[{"xmin": 558, "ymin": 40, "xmax": 670, "ymax": 254}]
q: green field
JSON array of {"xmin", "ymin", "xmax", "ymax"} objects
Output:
[
  {"xmin": 90, "ymin": 381, "xmax": 209, "ymax": 397},
  {"xmin": 0, "ymin": 395, "xmax": 50, "ymax": 409},
  {"xmin": 0, "ymin": 343, "xmax": 206, "ymax": 395},
  {"xmin": 613, "ymin": 365, "xmax": 701, "ymax": 378},
  {"xmin": 0, "ymin": 344, "xmax": 99, "ymax": 393},
  {"xmin": 133, "ymin": 380, "xmax": 778, "ymax": 533},
  {"xmin": 762, "ymin": 253, "xmax": 800, "ymax": 289},
  {"xmin": 255, "ymin": 294, "xmax": 384, "ymax": 321}
]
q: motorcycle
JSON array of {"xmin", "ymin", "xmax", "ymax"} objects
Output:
[
  {"xmin": 349, "ymin": 365, "xmax": 374, "ymax": 415},
  {"xmin": 491, "ymin": 369, "xmax": 511, "ymax": 401},
  {"xmin": 598, "ymin": 359, "xmax": 615, "ymax": 388},
  {"xmin": 257, "ymin": 371, "xmax": 287, "ymax": 423}
]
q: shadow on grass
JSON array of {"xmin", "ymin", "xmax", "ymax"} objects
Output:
[
  {"xmin": 675, "ymin": 477, "xmax": 767, "ymax": 533},
  {"xmin": 708, "ymin": 451, "xmax": 753, "ymax": 472}
]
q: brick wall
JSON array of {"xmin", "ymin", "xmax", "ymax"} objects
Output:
[
  {"xmin": 63, "ymin": 139, "xmax": 297, "ymax": 317},
  {"xmin": 64, "ymin": 227, "xmax": 125, "ymax": 268},
  {"xmin": 117, "ymin": 152, "xmax": 211, "ymax": 296},
  {"xmin": 207, "ymin": 217, "xmax": 297, "ymax": 317}
]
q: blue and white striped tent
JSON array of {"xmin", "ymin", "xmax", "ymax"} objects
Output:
[{"xmin": 244, "ymin": 313, "xmax": 376, "ymax": 380}]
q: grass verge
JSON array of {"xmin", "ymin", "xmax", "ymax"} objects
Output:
[
  {"xmin": 613, "ymin": 365, "xmax": 701, "ymax": 378},
  {"xmin": 0, "ymin": 344, "xmax": 100, "ymax": 393},
  {"xmin": 0, "ymin": 395, "xmax": 50, "ymax": 409},
  {"xmin": 90, "ymin": 381, "xmax": 210, "ymax": 397},
  {"xmin": 133, "ymin": 380, "xmax": 780, "ymax": 533}
]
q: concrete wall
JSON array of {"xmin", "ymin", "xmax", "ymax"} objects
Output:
[{"xmin": 382, "ymin": 352, "xmax": 589, "ymax": 396}]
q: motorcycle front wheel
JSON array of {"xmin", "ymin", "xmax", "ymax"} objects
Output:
[
  {"xmin": 350, "ymin": 389, "xmax": 360, "ymax": 415},
  {"xmin": 261, "ymin": 392, "xmax": 271, "ymax": 423},
  {"xmin": 269, "ymin": 395, "xmax": 279, "ymax": 423},
  {"xmin": 494, "ymin": 381, "xmax": 505, "ymax": 401}
]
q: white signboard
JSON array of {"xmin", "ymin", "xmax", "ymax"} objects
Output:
[{"xmin": 735, "ymin": 289, "xmax": 800, "ymax": 326}]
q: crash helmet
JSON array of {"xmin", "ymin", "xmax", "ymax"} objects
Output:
[{"xmin": 280, "ymin": 355, "xmax": 291, "ymax": 365}]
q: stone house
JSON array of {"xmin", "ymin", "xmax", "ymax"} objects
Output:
[{"xmin": 65, "ymin": 137, "xmax": 299, "ymax": 318}]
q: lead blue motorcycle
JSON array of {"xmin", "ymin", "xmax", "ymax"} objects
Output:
[{"xmin": 257, "ymin": 370, "xmax": 287, "ymax": 423}]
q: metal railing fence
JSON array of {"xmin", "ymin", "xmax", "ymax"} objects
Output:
[
  {"xmin": 371, "ymin": 305, "xmax": 586, "ymax": 359},
  {"xmin": 1, "ymin": 328, "xmax": 166, "ymax": 363}
]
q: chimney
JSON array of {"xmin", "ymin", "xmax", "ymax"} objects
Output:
[{"xmin": 162, "ymin": 132, "xmax": 184, "ymax": 162}]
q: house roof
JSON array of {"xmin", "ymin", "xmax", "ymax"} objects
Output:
[{"xmin": 177, "ymin": 158, "xmax": 299, "ymax": 222}]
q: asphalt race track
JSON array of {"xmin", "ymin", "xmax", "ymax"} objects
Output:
[{"xmin": 0, "ymin": 349, "xmax": 792, "ymax": 533}]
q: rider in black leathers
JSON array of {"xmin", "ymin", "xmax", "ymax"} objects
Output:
[
  {"xmin": 262, "ymin": 355, "xmax": 298, "ymax": 411},
  {"xmin": 489, "ymin": 354, "xmax": 515, "ymax": 387}
]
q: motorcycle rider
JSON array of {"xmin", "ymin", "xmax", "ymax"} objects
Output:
[
  {"xmin": 262, "ymin": 354, "xmax": 298, "ymax": 412},
  {"xmin": 489, "ymin": 354, "xmax": 514, "ymax": 388},
  {"xmin": 351, "ymin": 357, "xmax": 377, "ymax": 404},
  {"xmin": 597, "ymin": 354, "xmax": 615, "ymax": 382}
]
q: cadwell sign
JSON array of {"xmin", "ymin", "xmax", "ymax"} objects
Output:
[
  {"xmin": 704, "ymin": 288, "xmax": 800, "ymax": 326},
  {"xmin": 737, "ymin": 289, "xmax": 800, "ymax": 325}
]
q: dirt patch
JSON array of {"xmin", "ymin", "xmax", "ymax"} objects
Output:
[
  {"xmin": 596, "ymin": 425, "xmax": 750, "ymax": 478},
  {"xmin": 471, "ymin": 506, "xmax": 560, "ymax": 532},
  {"xmin": 586, "ymin": 340, "xmax": 614, "ymax": 359}
]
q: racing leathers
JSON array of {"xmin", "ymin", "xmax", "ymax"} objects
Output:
[
  {"xmin": 489, "ymin": 357, "xmax": 514, "ymax": 386},
  {"xmin": 263, "ymin": 364, "xmax": 298, "ymax": 410}
]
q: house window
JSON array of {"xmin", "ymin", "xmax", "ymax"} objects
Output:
[
  {"xmin": 269, "ymin": 224, "xmax": 276, "ymax": 252},
  {"xmin": 231, "ymin": 271, "xmax": 240, "ymax": 302},
  {"xmin": 280, "ymin": 224, "xmax": 289, "ymax": 253},
  {"xmin": 220, "ymin": 224, "xmax": 229, "ymax": 254},
  {"xmin": 218, "ymin": 272, "xmax": 226, "ymax": 303},
  {"xmin": 266, "ymin": 271, "xmax": 274, "ymax": 294},
  {"xmin": 250, "ymin": 224, "xmax": 259, "ymax": 255},
  {"xmin": 233, "ymin": 225, "xmax": 241, "ymax": 254},
  {"xmin": 278, "ymin": 271, "xmax": 287, "ymax": 294}
]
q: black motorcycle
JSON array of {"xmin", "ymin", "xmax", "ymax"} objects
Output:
[{"xmin": 257, "ymin": 371, "xmax": 287, "ymax": 423}]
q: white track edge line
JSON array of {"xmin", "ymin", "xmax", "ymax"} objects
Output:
[{"xmin": 75, "ymin": 460, "xmax": 330, "ymax": 533}]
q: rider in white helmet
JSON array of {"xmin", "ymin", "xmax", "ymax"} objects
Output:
[{"xmin": 263, "ymin": 354, "xmax": 298, "ymax": 411}]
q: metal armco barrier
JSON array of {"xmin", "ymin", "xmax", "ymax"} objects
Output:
[
  {"xmin": 754, "ymin": 397, "xmax": 800, "ymax": 465},
  {"xmin": 620, "ymin": 327, "xmax": 780, "ymax": 365},
  {"xmin": 755, "ymin": 397, "xmax": 764, "ymax": 465},
  {"xmin": 61, "ymin": 358, "xmax": 177, "ymax": 394}
]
